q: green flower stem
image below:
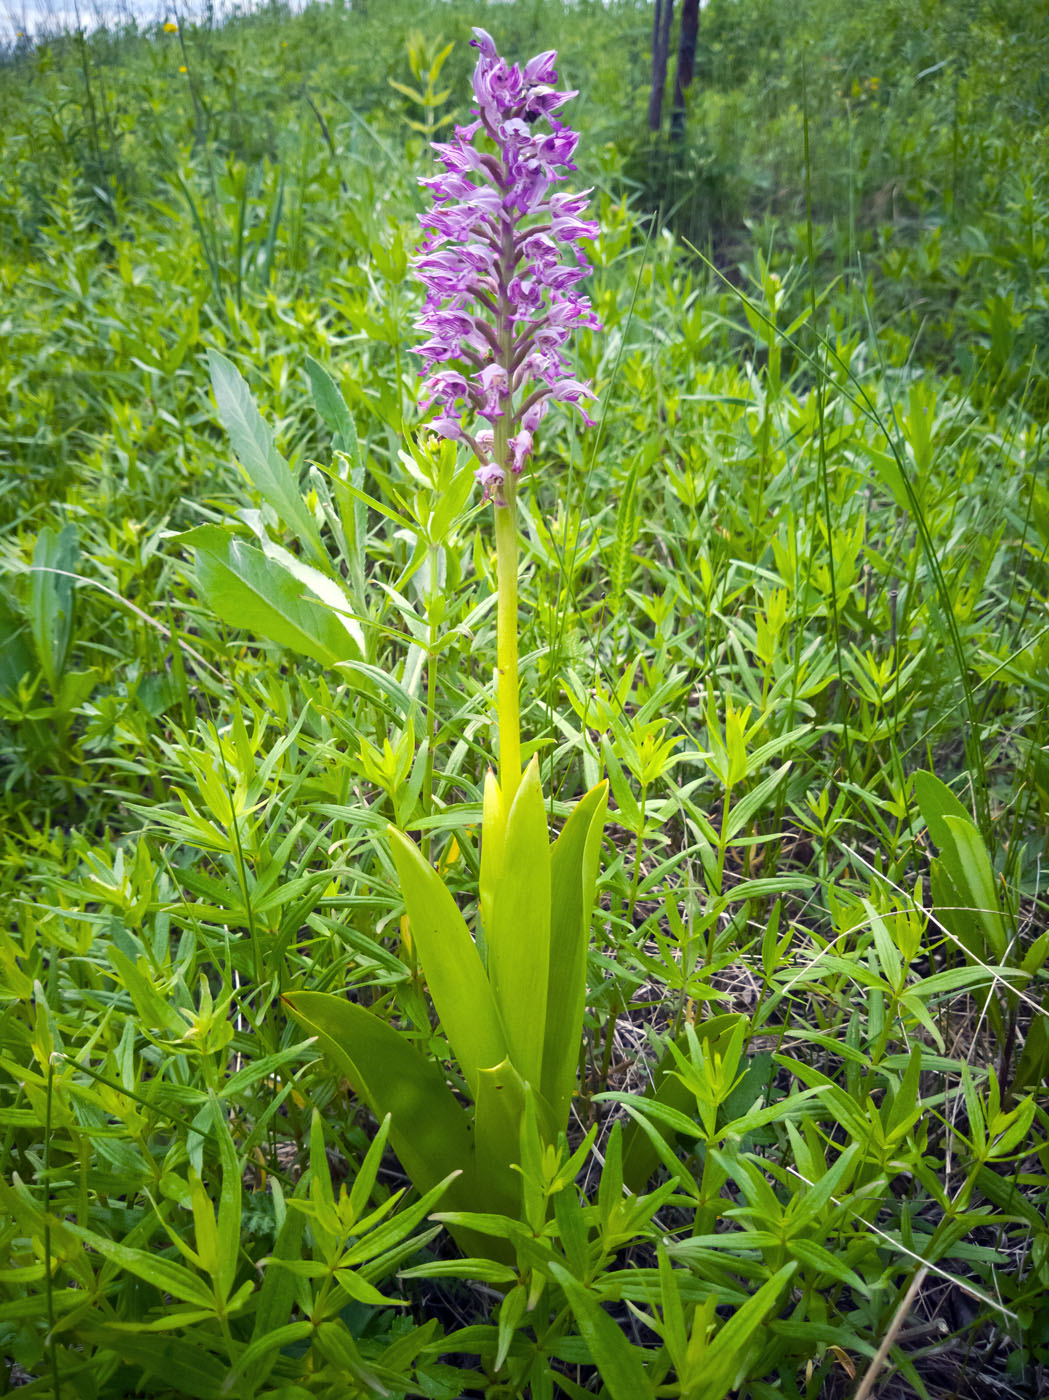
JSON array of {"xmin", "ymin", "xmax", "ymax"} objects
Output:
[
  {"xmin": 492, "ymin": 218, "xmax": 522, "ymax": 806},
  {"xmin": 493, "ymin": 446, "xmax": 522, "ymax": 805}
]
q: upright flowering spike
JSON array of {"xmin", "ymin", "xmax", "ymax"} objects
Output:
[{"xmin": 413, "ymin": 27, "xmax": 600, "ymax": 499}]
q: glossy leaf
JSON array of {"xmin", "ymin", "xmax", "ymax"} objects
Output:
[
  {"xmin": 485, "ymin": 757, "xmax": 551, "ymax": 1089},
  {"xmin": 282, "ymin": 990, "xmax": 473, "ymax": 1203},
  {"xmin": 542, "ymin": 780, "xmax": 608, "ymax": 1126},
  {"xmin": 188, "ymin": 528, "xmax": 356, "ymax": 668},
  {"xmin": 387, "ymin": 827, "xmax": 508, "ymax": 1096}
]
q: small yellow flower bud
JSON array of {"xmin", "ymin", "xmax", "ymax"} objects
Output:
[{"xmin": 163, "ymin": 20, "xmax": 178, "ymax": 32}]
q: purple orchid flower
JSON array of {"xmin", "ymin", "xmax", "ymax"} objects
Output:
[{"xmin": 413, "ymin": 27, "xmax": 600, "ymax": 499}]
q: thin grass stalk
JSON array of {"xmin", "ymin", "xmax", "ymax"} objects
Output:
[
  {"xmin": 803, "ymin": 77, "xmax": 853, "ymax": 783},
  {"xmin": 43, "ymin": 1058, "xmax": 61, "ymax": 1398}
]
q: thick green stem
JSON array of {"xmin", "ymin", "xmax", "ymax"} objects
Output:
[
  {"xmin": 493, "ymin": 460, "xmax": 521, "ymax": 804},
  {"xmin": 492, "ymin": 214, "xmax": 522, "ymax": 804},
  {"xmin": 422, "ymin": 546, "xmax": 440, "ymax": 861}
]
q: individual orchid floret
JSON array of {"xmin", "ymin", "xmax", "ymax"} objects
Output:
[{"xmin": 412, "ymin": 27, "xmax": 600, "ymax": 499}]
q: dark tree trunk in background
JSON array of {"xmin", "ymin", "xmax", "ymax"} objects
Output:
[
  {"xmin": 648, "ymin": 0, "xmax": 675, "ymax": 133},
  {"xmin": 670, "ymin": 0, "xmax": 700, "ymax": 140}
]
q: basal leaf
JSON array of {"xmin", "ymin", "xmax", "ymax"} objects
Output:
[
  {"xmin": 542, "ymin": 781, "xmax": 608, "ymax": 1128},
  {"xmin": 282, "ymin": 990, "xmax": 474, "ymax": 1204},
  {"xmin": 387, "ymin": 827, "xmax": 507, "ymax": 1098},
  {"xmin": 485, "ymin": 757, "xmax": 551, "ymax": 1090},
  {"xmin": 29, "ymin": 521, "xmax": 78, "ymax": 692},
  {"xmin": 938, "ymin": 814, "xmax": 1008, "ymax": 961},
  {"xmin": 473, "ymin": 1058, "xmax": 528, "ymax": 1226},
  {"xmin": 913, "ymin": 769, "xmax": 974, "ymax": 851}
]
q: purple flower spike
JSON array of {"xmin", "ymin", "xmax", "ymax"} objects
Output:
[{"xmin": 412, "ymin": 27, "xmax": 600, "ymax": 499}]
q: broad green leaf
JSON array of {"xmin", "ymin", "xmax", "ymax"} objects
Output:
[
  {"xmin": 542, "ymin": 781, "xmax": 608, "ymax": 1128},
  {"xmin": 282, "ymin": 991, "xmax": 474, "ymax": 1205},
  {"xmin": 0, "ymin": 614, "xmax": 33, "ymax": 694},
  {"xmin": 913, "ymin": 769, "xmax": 973, "ymax": 850},
  {"xmin": 188, "ymin": 529, "xmax": 356, "ymax": 668},
  {"xmin": 29, "ymin": 521, "xmax": 78, "ymax": 692},
  {"xmin": 387, "ymin": 827, "xmax": 507, "ymax": 1097},
  {"xmin": 207, "ymin": 349, "xmax": 325, "ymax": 562},
  {"xmin": 937, "ymin": 814, "xmax": 1008, "ymax": 960},
  {"xmin": 305, "ymin": 354, "xmax": 357, "ymax": 451},
  {"xmin": 473, "ymin": 1058, "xmax": 528, "ymax": 1225},
  {"xmin": 485, "ymin": 757, "xmax": 551, "ymax": 1090},
  {"xmin": 548, "ymin": 1262, "xmax": 654, "ymax": 1400},
  {"xmin": 479, "ymin": 768, "xmax": 507, "ymax": 947},
  {"xmin": 256, "ymin": 534, "xmax": 364, "ymax": 656}
]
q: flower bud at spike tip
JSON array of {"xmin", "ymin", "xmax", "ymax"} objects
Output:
[{"xmin": 412, "ymin": 28, "xmax": 600, "ymax": 500}]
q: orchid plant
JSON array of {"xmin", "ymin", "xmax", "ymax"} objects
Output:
[{"xmin": 285, "ymin": 30, "xmax": 608, "ymax": 1258}]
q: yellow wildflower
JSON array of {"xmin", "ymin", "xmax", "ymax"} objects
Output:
[
  {"xmin": 179, "ymin": 64, "xmax": 187, "ymax": 73},
  {"xmin": 163, "ymin": 20, "xmax": 178, "ymax": 32}
]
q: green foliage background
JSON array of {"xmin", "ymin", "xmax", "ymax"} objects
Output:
[{"xmin": 2, "ymin": 0, "xmax": 1049, "ymax": 1395}]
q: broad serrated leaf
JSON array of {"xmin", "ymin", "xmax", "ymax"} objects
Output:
[
  {"xmin": 207, "ymin": 349, "xmax": 324, "ymax": 562},
  {"xmin": 188, "ymin": 529, "xmax": 355, "ymax": 667}
]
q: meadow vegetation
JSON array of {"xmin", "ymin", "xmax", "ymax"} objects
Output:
[{"xmin": 2, "ymin": 0, "xmax": 1049, "ymax": 1396}]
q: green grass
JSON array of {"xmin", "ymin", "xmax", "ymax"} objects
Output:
[{"xmin": 2, "ymin": 0, "xmax": 1049, "ymax": 1396}]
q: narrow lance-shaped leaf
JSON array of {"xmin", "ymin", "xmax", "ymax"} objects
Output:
[{"xmin": 548, "ymin": 1261, "xmax": 654, "ymax": 1400}]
